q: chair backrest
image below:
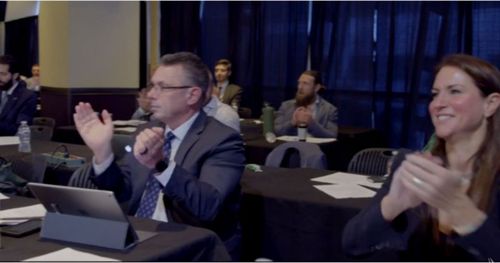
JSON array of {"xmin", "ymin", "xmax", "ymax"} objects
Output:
[
  {"xmin": 33, "ymin": 117, "xmax": 56, "ymax": 128},
  {"xmin": 68, "ymin": 165, "xmax": 98, "ymax": 189},
  {"xmin": 265, "ymin": 141, "xmax": 327, "ymax": 169},
  {"xmin": 347, "ymin": 148, "xmax": 396, "ymax": 176},
  {"xmin": 30, "ymin": 125, "xmax": 54, "ymax": 141}
]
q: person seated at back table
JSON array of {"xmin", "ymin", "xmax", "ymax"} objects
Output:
[
  {"xmin": 274, "ymin": 70, "xmax": 338, "ymax": 138},
  {"xmin": 26, "ymin": 64, "xmax": 40, "ymax": 92},
  {"xmin": 203, "ymin": 69, "xmax": 240, "ymax": 132},
  {"xmin": 0, "ymin": 55, "xmax": 37, "ymax": 136},
  {"xmin": 342, "ymin": 54, "xmax": 500, "ymax": 261},
  {"xmin": 72, "ymin": 52, "xmax": 245, "ymax": 260},
  {"xmin": 130, "ymin": 85, "xmax": 153, "ymax": 121},
  {"xmin": 214, "ymin": 59, "xmax": 243, "ymax": 109}
]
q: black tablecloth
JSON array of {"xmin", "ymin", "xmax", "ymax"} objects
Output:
[
  {"xmin": 240, "ymin": 166, "xmax": 397, "ymax": 261},
  {"xmin": 0, "ymin": 196, "xmax": 230, "ymax": 261}
]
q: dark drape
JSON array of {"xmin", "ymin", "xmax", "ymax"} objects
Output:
[
  {"xmin": 4, "ymin": 16, "xmax": 38, "ymax": 77},
  {"xmin": 160, "ymin": 1, "xmax": 500, "ymax": 149},
  {"xmin": 311, "ymin": 2, "xmax": 376, "ymax": 129},
  {"xmin": 227, "ymin": 1, "xmax": 309, "ymax": 115},
  {"xmin": 177, "ymin": 1, "xmax": 309, "ymax": 116},
  {"xmin": 310, "ymin": 1, "xmax": 472, "ymax": 149},
  {"xmin": 160, "ymin": 2, "xmax": 200, "ymax": 55}
]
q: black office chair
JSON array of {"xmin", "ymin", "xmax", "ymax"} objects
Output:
[
  {"xmin": 30, "ymin": 125, "xmax": 54, "ymax": 141},
  {"xmin": 33, "ymin": 117, "xmax": 56, "ymax": 128},
  {"xmin": 347, "ymin": 148, "xmax": 397, "ymax": 176},
  {"xmin": 265, "ymin": 141, "xmax": 327, "ymax": 169}
]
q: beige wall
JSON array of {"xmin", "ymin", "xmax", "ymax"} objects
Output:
[{"xmin": 39, "ymin": 1, "xmax": 139, "ymax": 88}]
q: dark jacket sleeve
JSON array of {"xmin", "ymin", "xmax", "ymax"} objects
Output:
[
  {"xmin": 274, "ymin": 100, "xmax": 296, "ymax": 136},
  {"xmin": 452, "ymin": 176, "xmax": 500, "ymax": 261},
  {"xmin": 164, "ymin": 131, "xmax": 245, "ymax": 222},
  {"xmin": 0, "ymin": 85, "xmax": 37, "ymax": 135},
  {"xmin": 308, "ymin": 103, "xmax": 338, "ymax": 138},
  {"xmin": 342, "ymin": 150, "xmax": 420, "ymax": 256}
]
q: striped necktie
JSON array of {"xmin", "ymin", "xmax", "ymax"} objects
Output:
[{"xmin": 136, "ymin": 132, "xmax": 175, "ymax": 219}]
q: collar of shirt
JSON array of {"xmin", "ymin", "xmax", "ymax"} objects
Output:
[
  {"xmin": 217, "ymin": 80, "xmax": 229, "ymax": 97},
  {"xmin": 203, "ymin": 95, "xmax": 219, "ymax": 115},
  {"xmin": 311, "ymin": 96, "xmax": 321, "ymax": 119},
  {"xmin": 163, "ymin": 111, "xmax": 200, "ymax": 159},
  {"xmin": 5, "ymin": 81, "xmax": 19, "ymax": 95}
]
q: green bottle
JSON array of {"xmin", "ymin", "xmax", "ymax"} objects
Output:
[{"xmin": 261, "ymin": 103, "xmax": 274, "ymax": 136}]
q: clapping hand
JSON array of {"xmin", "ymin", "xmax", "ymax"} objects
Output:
[
  {"xmin": 73, "ymin": 102, "xmax": 114, "ymax": 163},
  {"xmin": 133, "ymin": 127, "xmax": 165, "ymax": 168},
  {"xmin": 399, "ymin": 154, "xmax": 485, "ymax": 234},
  {"xmin": 292, "ymin": 107, "xmax": 313, "ymax": 126}
]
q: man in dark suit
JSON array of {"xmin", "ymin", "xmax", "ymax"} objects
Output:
[
  {"xmin": 73, "ymin": 52, "xmax": 245, "ymax": 259},
  {"xmin": 0, "ymin": 55, "xmax": 37, "ymax": 136},
  {"xmin": 274, "ymin": 70, "xmax": 338, "ymax": 138},
  {"xmin": 214, "ymin": 59, "xmax": 243, "ymax": 109}
]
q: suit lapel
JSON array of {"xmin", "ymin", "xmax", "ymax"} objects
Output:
[
  {"xmin": 174, "ymin": 111, "xmax": 207, "ymax": 165},
  {"xmin": 0, "ymin": 85, "xmax": 21, "ymax": 119}
]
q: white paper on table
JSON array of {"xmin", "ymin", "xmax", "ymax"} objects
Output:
[
  {"xmin": 314, "ymin": 184, "xmax": 376, "ymax": 199},
  {"xmin": 311, "ymin": 172, "xmax": 383, "ymax": 189},
  {"xmin": 112, "ymin": 119, "xmax": 147, "ymax": 127},
  {"xmin": 0, "ymin": 204, "xmax": 46, "ymax": 221},
  {"xmin": 276, "ymin": 135, "xmax": 336, "ymax": 144},
  {"xmin": 114, "ymin": 127, "xmax": 137, "ymax": 133},
  {"xmin": 0, "ymin": 136, "xmax": 20, "ymax": 146},
  {"xmin": 24, "ymin": 248, "xmax": 118, "ymax": 261},
  {"xmin": 0, "ymin": 192, "xmax": 9, "ymax": 200}
]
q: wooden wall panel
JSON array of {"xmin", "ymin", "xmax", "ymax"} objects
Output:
[{"xmin": 40, "ymin": 86, "xmax": 137, "ymax": 127}]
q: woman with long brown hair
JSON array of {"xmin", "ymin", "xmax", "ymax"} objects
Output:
[{"xmin": 342, "ymin": 54, "xmax": 500, "ymax": 261}]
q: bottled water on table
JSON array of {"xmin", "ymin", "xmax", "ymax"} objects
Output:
[{"xmin": 17, "ymin": 120, "xmax": 31, "ymax": 153}]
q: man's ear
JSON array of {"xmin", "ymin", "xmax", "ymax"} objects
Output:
[
  {"xmin": 186, "ymin": 87, "xmax": 203, "ymax": 106},
  {"xmin": 314, "ymin": 83, "xmax": 322, "ymax": 93},
  {"xmin": 227, "ymin": 70, "xmax": 232, "ymax": 78},
  {"xmin": 12, "ymin": 72, "xmax": 19, "ymax": 80},
  {"xmin": 484, "ymin": 92, "xmax": 500, "ymax": 118}
]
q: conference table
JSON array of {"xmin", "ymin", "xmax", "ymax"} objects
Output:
[
  {"xmin": 239, "ymin": 166, "xmax": 398, "ymax": 261},
  {"xmin": 0, "ymin": 196, "xmax": 230, "ymax": 261}
]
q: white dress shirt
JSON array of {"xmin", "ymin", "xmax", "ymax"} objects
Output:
[{"xmin": 203, "ymin": 95, "xmax": 240, "ymax": 132}]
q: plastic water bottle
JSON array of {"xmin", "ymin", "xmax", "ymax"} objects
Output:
[{"xmin": 17, "ymin": 121, "xmax": 31, "ymax": 153}]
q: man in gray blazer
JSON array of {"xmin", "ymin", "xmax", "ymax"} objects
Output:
[
  {"xmin": 214, "ymin": 59, "xmax": 243, "ymax": 108},
  {"xmin": 73, "ymin": 52, "xmax": 245, "ymax": 259},
  {"xmin": 274, "ymin": 70, "xmax": 338, "ymax": 138}
]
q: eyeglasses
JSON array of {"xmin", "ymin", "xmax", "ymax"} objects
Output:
[{"xmin": 148, "ymin": 84, "xmax": 193, "ymax": 93}]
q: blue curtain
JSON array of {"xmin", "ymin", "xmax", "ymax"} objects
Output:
[
  {"xmin": 311, "ymin": 2, "xmax": 376, "ymax": 130},
  {"xmin": 198, "ymin": 1, "xmax": 309, "ymax": 115},
  {"xmin": 4, "ymin": 16, "xmax": 39, "ymax": 77},
  {"xmin": 160, "ymin": 2, "xmax": 201, "ymax": 55},
  {"xmin": 160, "ymin": 1, "xmax": 500, "ymax": 149}
]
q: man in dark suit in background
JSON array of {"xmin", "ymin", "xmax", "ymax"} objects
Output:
[
  {"xmin": 73, "ymin": 52, "xmax": 245, "ymax": 260},
  {"xmin": 0, "ymin": 55, "xmax": 37, "ymax": 136},
  {"xmin": 274, "ymin": 70, "xmax": 338, "ymax": 138},
  {"xmin": 214, "ymin": 59, "xmax": 243, "ymax": 109}
]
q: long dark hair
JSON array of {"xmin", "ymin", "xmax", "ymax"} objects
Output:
[{"xmin": 429, "ymin": 54, "xmax": 500, "ymax": 242}]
